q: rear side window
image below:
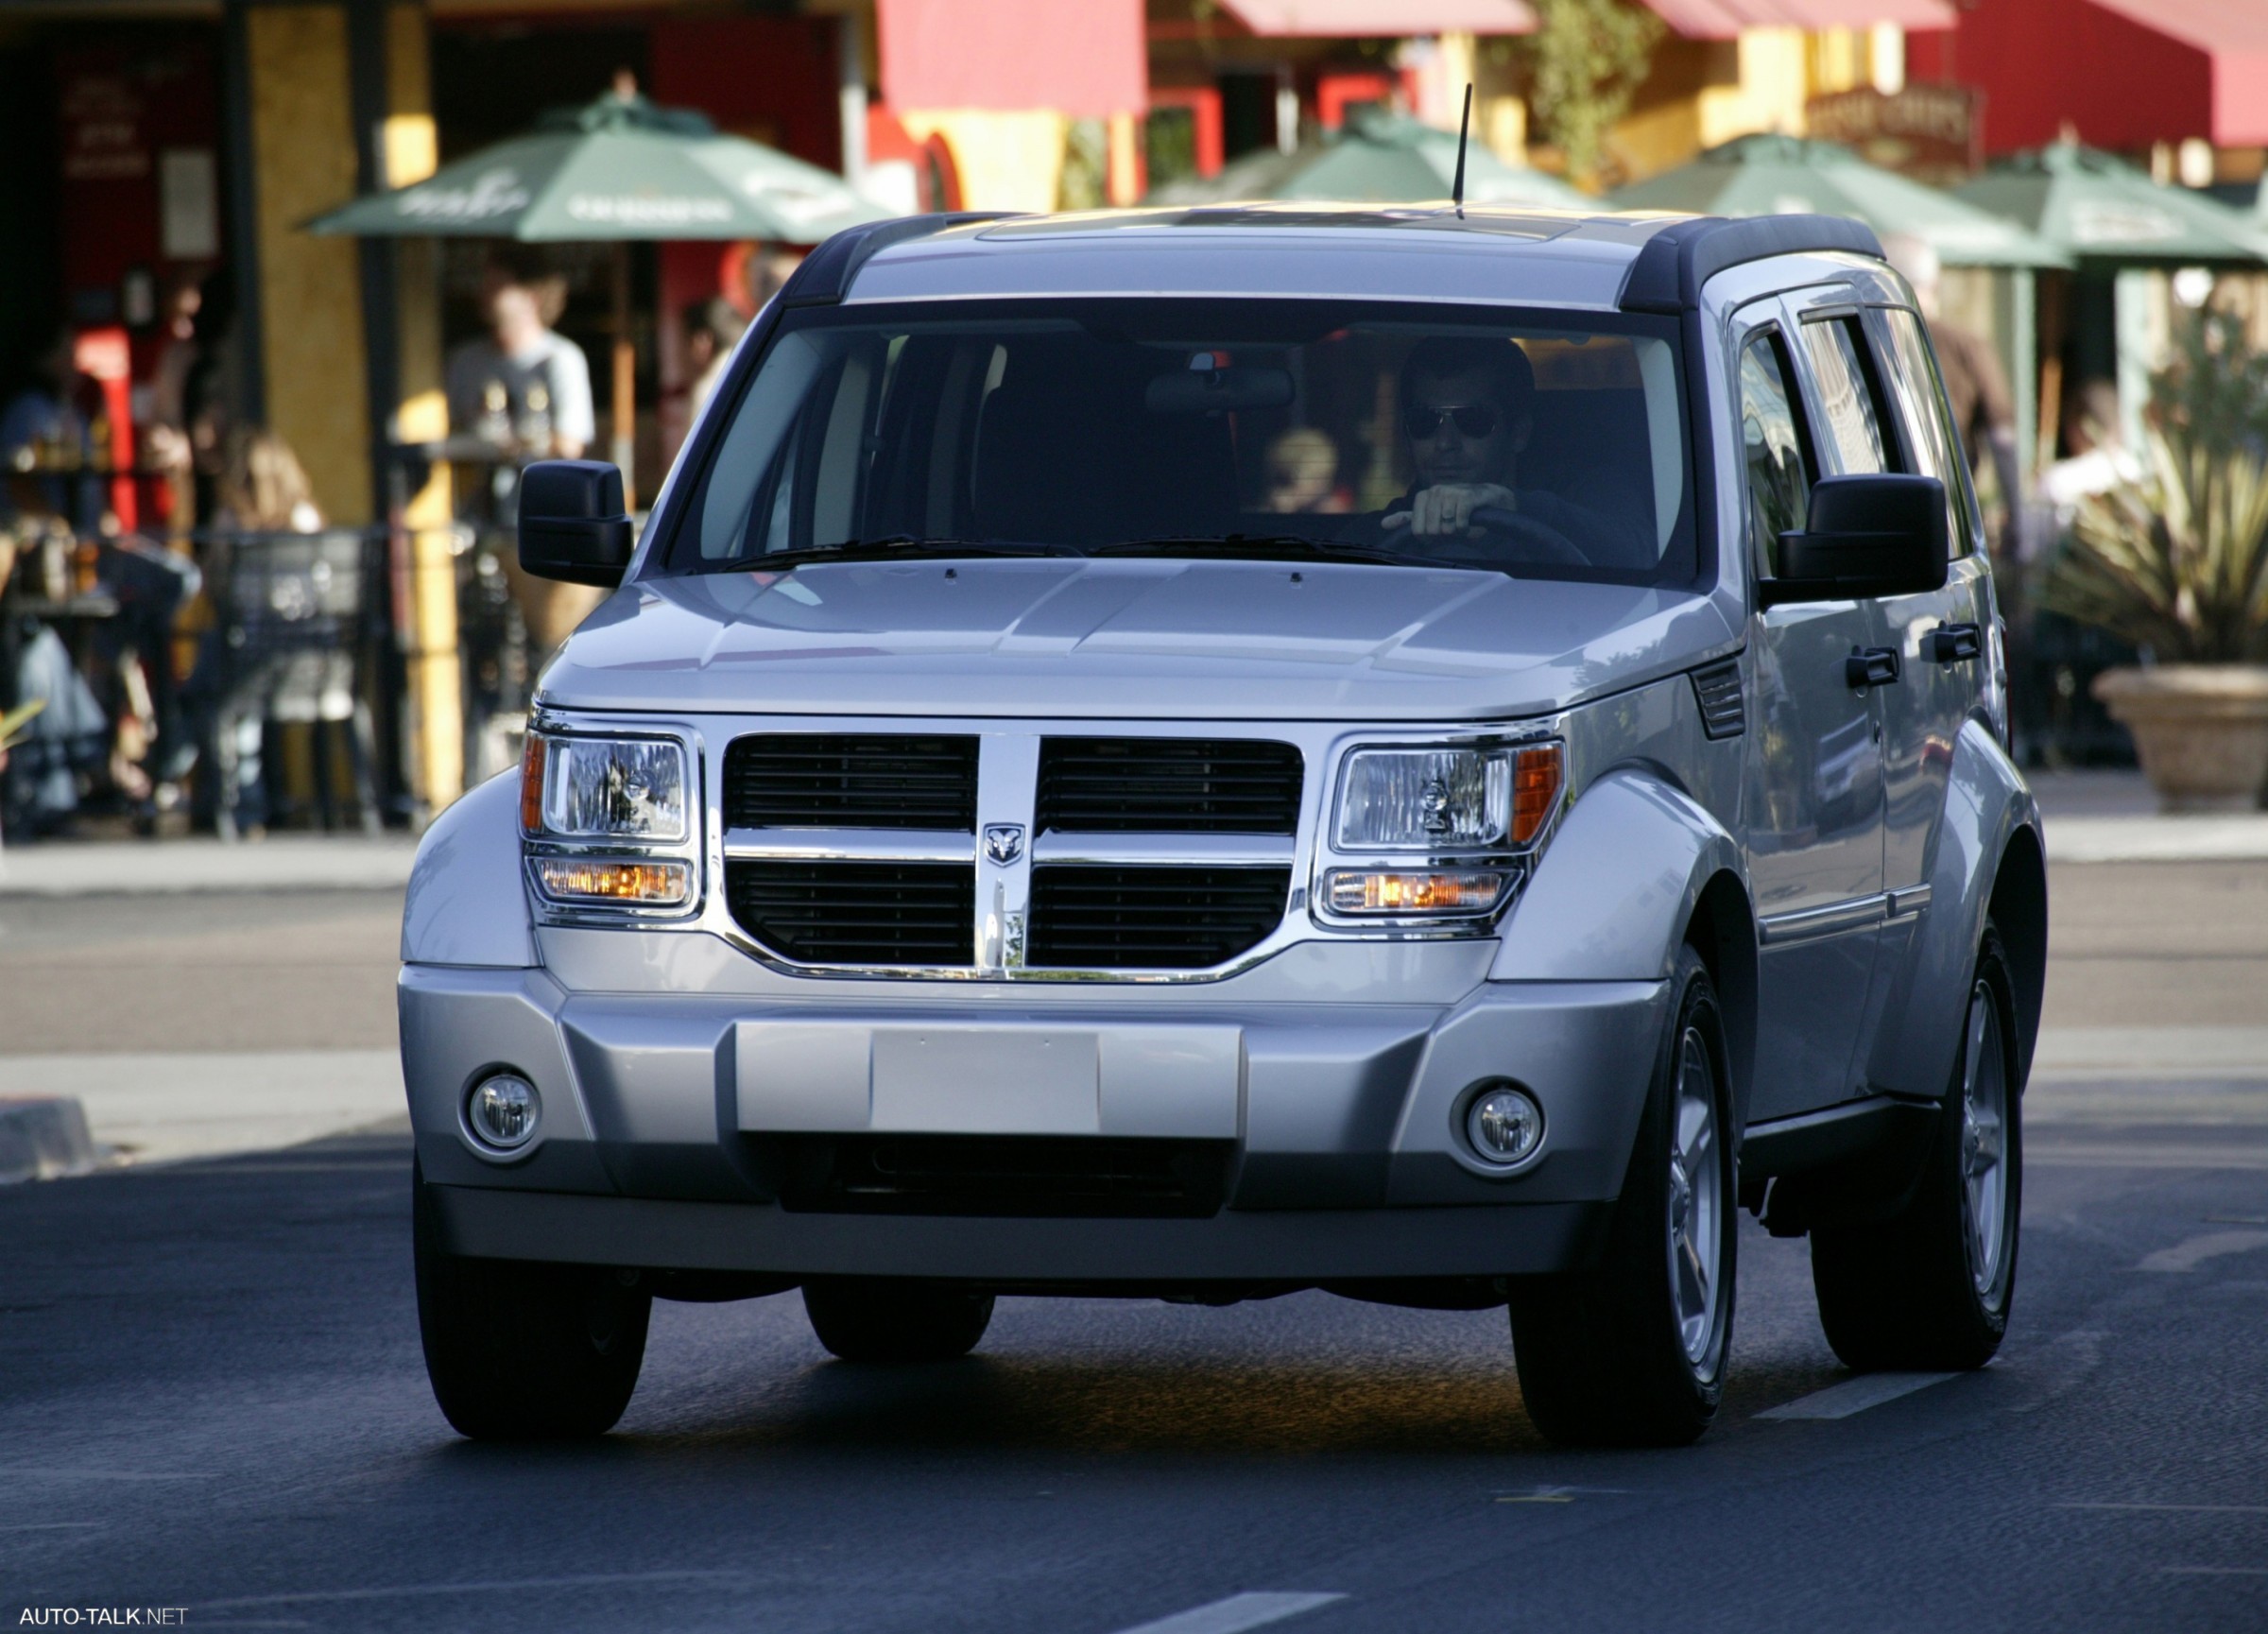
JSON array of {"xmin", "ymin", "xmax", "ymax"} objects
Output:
[
  {"xmin": 1879, "ymin": 308, "xmax": 1976, "ymax": 557},
  {"xmin": 1797, "ymin": 317, "xmax": 1893, "ymax": 475},
  {"xmin": 1737, "ymin": 332, "xmax": 1813, "ymax": 582}
]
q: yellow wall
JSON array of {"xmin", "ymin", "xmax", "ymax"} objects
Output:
[
  {"xmin": 900, "ymin": 109, "xmax": 1067, "ymax": 213},
  {"xmin": 246, "ymin": 4, "xmax": 371, "ymax": 525},
  {"xmin": 387, "ymin": 1, "xmax": 463, "ymax": 811},
  {"xmin": 1609, "ymin": 26, "xmax": 1906, "ymax": 186}
]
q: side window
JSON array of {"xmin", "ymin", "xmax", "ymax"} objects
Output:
[
  {"xmin": 1797, "ymin": 316, "xmax": 1893, "ymax": 475},
  {"xmin": 1880, "ymin": 308, "xmax": 1977, "ymax": 558},
  {"xmin": 1738, "ymin": 331, "xmax": 1814, "ymax": 582}
]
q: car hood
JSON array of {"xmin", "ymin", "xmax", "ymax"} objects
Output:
[{"xmin": 541, "ymin": 558, "xmax": 1740, "ymax": 722}]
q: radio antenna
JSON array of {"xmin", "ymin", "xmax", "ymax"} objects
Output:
[{"xmin": 1452, "ymin": 83, "xmax": 1472, "ymax": 219}]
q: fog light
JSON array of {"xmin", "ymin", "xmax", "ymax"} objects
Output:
[
  {"xmin": 1465, "ymin": 1084, "xmax": 1543, "ymax": 1165},
  {"xmin": 533, "ymin": 856, "xmax": 691, "ymax": 904},
  {"xmin": 1324, "ymin": 869, "xmax": 1510, "ymax": 915},
  {"xmin": 468, "ymin": 1074, "xmax": 540, "ymax": 1152}
]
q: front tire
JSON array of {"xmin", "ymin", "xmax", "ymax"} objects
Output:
[
  {"xmin": 1811, "ymin": 925, "xmax": 2022, "ymax": 1371},
  {"xmin": 413, "ymin": 1161, "xmax": 652, "ymax": 1439},
  {"xmin": 803, "ymin": 1279, "xmax": 994, "ymax": 1364},
  {"xmin": 1509, "ymin": 944, "xmax": 1736, "ymax": 1447}
]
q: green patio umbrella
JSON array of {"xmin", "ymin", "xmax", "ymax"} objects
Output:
[
  {"xmin": 1146, "ymin": 112, "xmax": 1590, "ymax": 211},
  {"xmin": 1956, "ymin": 138, "xmax": 2268, "ymax": 265},
  {"xmin": 1609, "ymin": 134, "xmax": 2069, "ymax": 268},
  {"xmin": 309, "ymin": 89, "xmax": 889, "ymax": 243},
  {"xmin": 309, "ymin": 88, "xmax": 894, "ymax": 494}
]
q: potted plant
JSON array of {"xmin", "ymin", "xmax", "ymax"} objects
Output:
[{"xmin": 2044, "ymin": 313, "xmax": 2268, "ymax": 811}]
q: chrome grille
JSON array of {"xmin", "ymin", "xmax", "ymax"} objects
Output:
[
  {"xmin": 1036, "ymin": 737, "xmax": 1302, "ymax": 834},
  {"xmin": 1027, "ymin": 865, "xmax": 1292, "ymax": 970},
  {"xmin": 725, "ymin": 860, "xmax": 974, "ymax": 966},
  {"xmin": 724, "ymin": 733, "xmax": 979, "ymax": 831}
]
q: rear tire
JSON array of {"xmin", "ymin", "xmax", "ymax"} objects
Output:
[
  {"xmin": 803, "ymin": 1279, "xmax": 994, "ymax": 1364},
  {"xmin": 413, "ymin": 1161, "xmax": 651, "ymax": 1439},
  {"xmin": 1811, "ymin": 925, "xmax": 2022, "ymax": 1371},
  {"xmin": 1509, "ymin": 945, "xmax": 1736, "ymax": 1447}
]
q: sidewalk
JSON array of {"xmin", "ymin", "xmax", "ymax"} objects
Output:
[
  {"xmin": 0, "ymin": 833, "xmax": 419, "ymax": 896},
  {"xmin": 1, "ymin": 773, "xmax": 2259, "ymax": 893},
  {"xmin": 2031, "ymin": 769, "xmax": 2268, "ymax": 863}
]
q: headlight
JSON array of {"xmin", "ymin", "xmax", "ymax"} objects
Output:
[
  {"xmin": 522, "ymin": 732, "xmax": 687, "ymax": 842},
  {"xmin": 1334, "ymin": 742, "xmax": 1562, "ymax": 851}
]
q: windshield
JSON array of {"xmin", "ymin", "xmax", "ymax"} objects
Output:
[{"xmin": 661, "ymin": 298, "xmax": 1694, "ymax": 584}]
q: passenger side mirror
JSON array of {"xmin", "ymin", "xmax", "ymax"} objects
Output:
[
  {"xmin": 1761, "ymin": 473, "xmax": 1948, "ymax": 609},
  {"xmin": 518, "ymin": 459, "xmax": 634, "ymax": 588}
]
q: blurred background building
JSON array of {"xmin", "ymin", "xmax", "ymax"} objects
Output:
[{"xmin": 2, "ymin": 0, "xmax": 2262, "ymax": 832}]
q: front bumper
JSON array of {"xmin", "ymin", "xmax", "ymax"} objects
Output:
[{"xmin": 400, "ymin": 953, "xmax": 1667, "ymax": 1282}]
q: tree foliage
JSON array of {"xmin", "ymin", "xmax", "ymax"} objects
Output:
[{"xmin": 1521, "ymin": 0, "xmax": 1663, "ymax": 190}]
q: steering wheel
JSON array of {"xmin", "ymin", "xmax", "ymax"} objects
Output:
[{"xmin": 1466, "ymin": 505, "xmax": 1589, "ymax": 567}]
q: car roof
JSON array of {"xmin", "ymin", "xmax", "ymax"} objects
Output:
[{"xmin": 812, "ymin": 204, "xmax": 1883, "ymax": 315}]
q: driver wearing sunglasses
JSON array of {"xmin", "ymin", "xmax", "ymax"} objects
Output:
[{"xmin": 1379, "ymin": 336, "xmax": 1626, "ymax": 561}]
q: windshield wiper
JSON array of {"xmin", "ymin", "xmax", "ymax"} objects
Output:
[
  {"xmin": 741, "ymin": 537, "xmax": 1086, "ymax": 570},
  {"xmin": 1092, "ymin": 534, "xmax": 1445, "ymax": 568}
]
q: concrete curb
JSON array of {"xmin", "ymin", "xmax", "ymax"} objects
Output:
[
  {"xmin": 0, "ymin": 835, "xmax": 418, "ymax": 897},
  {"xmin": 2043, "ymin": 815, "xmax": 2268, "ymax": 864},
  {"xmin": 0, "ymin": 1096, "xmax": 102, "ymax": 1183}
]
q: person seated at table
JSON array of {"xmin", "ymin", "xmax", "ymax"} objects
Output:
[{"xmin": 0, "ymin": 330, "xmax": 103, "ymax": 534}]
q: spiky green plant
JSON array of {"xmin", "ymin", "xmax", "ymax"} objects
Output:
[{"xmin": 2043, "ymin": 415, "xmax": 2268, "ymax": 663}]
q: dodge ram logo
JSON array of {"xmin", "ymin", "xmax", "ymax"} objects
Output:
[{"xmin": 983, "ymin": 824, "xmax": 1026, "ymax": 865}]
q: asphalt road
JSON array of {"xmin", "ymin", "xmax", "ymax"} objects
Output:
[{"xmin": 2, "ymin": 863, "xmax": 2264, "ymax": 1631}]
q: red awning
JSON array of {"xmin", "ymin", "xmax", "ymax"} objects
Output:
[
  {"xmin": 1215, "ymin": 0, "xmax": 1536, "ymax": 36},
  {"xmin": 876, "ymin": 0, "xmax": 1146, "ymax": 118},
  {"xmin": 1643, "ymin": 0, "xmax": 1955, "ymax": 39},
  {"xmin": 2087, "ymin": 0, "xmax": 2268, "ymax": 146}
]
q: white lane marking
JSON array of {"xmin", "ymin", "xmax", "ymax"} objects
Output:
[
  {"xmin": 1108, "ymin": 1591, "xmax": 1348, "ymax": 1634},
  {"xmin": 2139, "ymin": 1230, "xmax": 2268, "ymax": 1273},
  {"xmin": 2063, "ymin": 1503, "xmax": 2268, "ymax": 1514},
  {"xmin": 2160, "ymin": 1566, "xmax": 2268, "ymax": 1576},
  {"xmin": 196, "ymin": 1571, "xmax": 747, "ymax": 1608},
  {"xmin": 0, "ymin": 1468, "xmax": 217, "ymax": 1481},
  {"xmin": 1757, "ymin": 1371, "xmax": 1960, "ymax": 1420}
]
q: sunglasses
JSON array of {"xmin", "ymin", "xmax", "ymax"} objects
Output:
[{"xmin": 1402, "ymin": 403, "xmax": 1501, "ymax": 440}]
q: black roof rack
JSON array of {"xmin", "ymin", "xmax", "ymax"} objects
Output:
[
  {"xmin": 779, "ymin": 212, "xmax": 1025, "ymax": 308},
  {"xmin": 1618, "ymin": 214, "xmax": 1883, "ymax": 314}
]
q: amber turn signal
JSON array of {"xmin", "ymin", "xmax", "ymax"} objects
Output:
[
  {"xmin": 1511, "ymin": 742, "xmax": 1562, "ymax": 846},
  {"xmin": 519, "ymin": 732, "xmax": 547, "ymax": 833}
]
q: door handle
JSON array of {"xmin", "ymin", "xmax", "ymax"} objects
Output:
[
  {"xmin": 1929, "ymin": 622, "xmax": 1983, "ymax": 663},
  {"xmin": 1845, "ymin": 645, "xmax": 1901, "ymax": 690}
]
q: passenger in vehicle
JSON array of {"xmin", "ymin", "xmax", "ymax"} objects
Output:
[
  {"xmin": 1263, "ymin": 426, "xmax": 1350, "ymax": 515},
  {"xmin": 1378, "ymin": 336, "xmax": 1642, "ymax": 563}
]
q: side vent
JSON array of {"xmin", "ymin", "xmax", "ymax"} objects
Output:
[{"xmin": 1692, "ymin": 661, "xmax": 1745, "ymax": 740}]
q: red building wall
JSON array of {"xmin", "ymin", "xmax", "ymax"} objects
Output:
[{"xmin": 1905, "ymin": 0, "xmax": 2215, "ymax": 155}]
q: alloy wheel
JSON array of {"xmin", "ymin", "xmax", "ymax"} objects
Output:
[
  {"xmin": 1959, "ymin": 981, "xmax": 2010, "ymax": 1298},
  {"xmin": 1665, "ymin": 1025, "xmax": 1723, "ymax": 1368}
]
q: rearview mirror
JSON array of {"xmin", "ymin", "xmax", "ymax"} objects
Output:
[
  {"xmin": 1761, "ymin": 473, "xmax": 1949, "ymax": 609},
  {"xmin": 519, "ymin": 459, "xmax": 634, "ymax": 587}
]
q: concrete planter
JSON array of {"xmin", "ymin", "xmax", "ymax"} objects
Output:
[{"xmin": 2092, "ymin": 664, "xmax": 2268, "ymax": 812}]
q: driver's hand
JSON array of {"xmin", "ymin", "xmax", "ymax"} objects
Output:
[{"xmin": 1383, "ymin": 482, "xmax": 1516, "ymax": 538}]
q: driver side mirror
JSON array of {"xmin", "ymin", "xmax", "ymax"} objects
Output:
[
  {"xmin": 519, "ymin": 459, "xmax": 633, "ymax": 588},
  {"xmin": 1761, "ymin": 473, "xmax": 1948, "ymax": 609}
]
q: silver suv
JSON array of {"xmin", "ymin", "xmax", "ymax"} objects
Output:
[{"xmin": 400, "ymin": 206, "xmax": 2045, "ymax": 1447}]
